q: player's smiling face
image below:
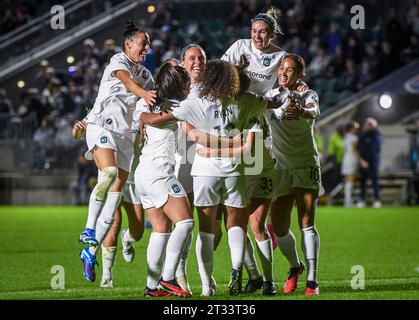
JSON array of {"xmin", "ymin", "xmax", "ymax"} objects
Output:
[
  {"xmin": 182, "ymin": 47, "xmax": 206, "ymax": 84},
  {"xmin": 251, "ymin": 21, "xmax": 273, "ymax": 51},
  {"xmin": 125, "ymin": 32, "xmax": 150, "ymax": 63},
  {"xmin": 278, "ymin": 58, "xmax": 302, "ymax": 88}
]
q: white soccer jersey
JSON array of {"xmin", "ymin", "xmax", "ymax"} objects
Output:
[
  {"xmin": 136, "ymin": 99, "xmax": 179, "ymax": 177},
  {"xmin": 264, "ymin": 88, "xmax": 320, "ymax": 169},
  {"xmin": 85, "ymin": 52, "xmax": 154, "ymax": 140},
  {"xmin": 171, "ymin": 97, "xmax": 243, "ymax": 177},
  {"xmin": 221, "ymin": 39, "xmax": 286, "ymax": 95},
  {"xmin": 174, "ymin": 83, "xmax": 201, "ymax": 184}
]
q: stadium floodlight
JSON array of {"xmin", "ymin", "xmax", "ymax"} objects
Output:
[
  {"xmin": 66, "ymin": 56, "xmax": 75, "ymax": 64},
  {"xmin": 147, "ymin": 5, "xmax": 155, "ymax": 13},
  {"xmin": 379, "ymin": 93, "xmax": 392, "ymax": 109},
  {"xmin": 17, "ymin": 80, "xmax": 25, "ymax": 88}
]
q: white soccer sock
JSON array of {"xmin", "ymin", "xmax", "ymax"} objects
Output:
[
  {"xmin": 176, "ymin": 233, "xmax": 193, "ymax": 278},
  {"xmin": 101, "ymin": 245, "xmax": 117, "ymax": 280},
  {"xmin": 86, "ymin": 190, "xmax": 105, "ymax": 230},
  {"xmin": 301, "ymin": 226, "xmax": 320, "ymax": 282},
  {"xmin": 276, "ymin": 230, "xmax": 300, "ymax": 268},
  {"xmin": 90, "ymin": 192, "xmax": 122, "ymax": 256},
  {"xmin": 243, "ymin": 234, "xmax": 261, "ymax": 280},
  {"xmin": 161, "ymin": 219, "xmax": 194, "ymax": 281},
  {"xmin": 86, "ymin": 168, "xmax": 117, "ymax": 230},
  {"xmin": 256, "ymin": 238, "xmax": 274, "ymax": 282},
  {"xmin": 227, "ymin": 226, "xmax": 245, "ymax": 271},
  {"xmin": 196, "ymin": 231, "xmax": 215, "ymax": 291},
  {"xmin": 344, "ymin": 181, "xmax": 353, "ymax": 207},
  {"xmin": 147, "ymin": 232, "xmax": 171, "ymax": 289}
]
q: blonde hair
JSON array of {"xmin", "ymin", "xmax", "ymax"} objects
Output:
[{"xmin": 252, "ymin": 7, "xmax": 283, "ymax": 34}]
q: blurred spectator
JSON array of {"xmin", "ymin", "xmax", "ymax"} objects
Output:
[
  {"xmin": 408, "ymin": 4, "xmax": 419, "ymax": 36},
  {"xmin": 32, "ymin": 116, "xmax": 55, "ymax": 169},
  {"xmin": 150, "ymin": 3, "xmax": 172, "ymax": 29},
  {"xmin": 357, "ymin": 57, "xmax": 376, "ymax": 89},
  {"xmin": 324, "ymin": 23, "xmax": 343, "ymax": 55},
  {"xmin": 42, "ymin": 78, "xmax": 75, "ymax": 117},
  {"xmin": 34, "ymin": 60, "xmax": 51, "ymax": 90},
  {"xmin": 384, "ymin": 6, "xmax": 406, "ymax": 53},
  {"xmin": 306, "ymin": 46, "xmax": 331, "ymax": 80},
  {"xmin": 161, "ymin": 43, "xmax": 178, "ymax": 62},
  {"xmin": 0, "ymin": 89, "xmax": 14, "ymax": 115},
  {"xmin": 327, "ymin": 45, "xmax": 346, "ymax": 78},
  {"xmin": 345, "ymin": 34, "xmax": 364, "ymax": 64},
  {"xmin": 100, "ymin": 39, "xmax": 120, "ymax": 65},
  {"xmin": 357, "ymin": 118, "xmax": 382, "ymax": 208},
  {"xmin": 402, "ymin": 34, "xmax": 419, "ymax": 64},
  {"xmin": 82, "ymin": 38, "xmax": 101, "ymax": 65},
  {"xmin": 377, "ymin": 41, "xmax": 400, "ymax": 78},
  {"xmin": 69, "ymin": 143, "xmax": 97, "ymax": 205},
  {"xmin": 341, "ymin": 121, "xmax": 361, "ymax": 207},
  {"xmin": 337, "ymin": 58, "xmax": 358, "ymax": 92}
]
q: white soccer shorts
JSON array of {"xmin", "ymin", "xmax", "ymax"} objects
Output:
[
  {"xmin": 85, "ymin": 124, "xmax": 133, "ymax": 172},
  {"xmin": 273, "ymin": 166, "xmax": 323, "ymax": 200},
  {"xmin": 193, "ymin": 175, "xmax": 247, "ymax": 208},
  {"xmin": 121, "ymin": 181, "xmax": 141, "ymax": 205},
  {"xmin": 136, "ymin": 174, "xmax": 187, "ymax": 209}
]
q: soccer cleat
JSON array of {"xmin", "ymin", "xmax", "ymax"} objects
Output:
[
  {"xmin": 228, "ymin": 268, "xmax": 243, "ymax": 295},
  {"xmin": 79, "ymin": 228, "xmax": 98, "ymax": 246},
  {"xmin": 284, "ymin": 261, "xmax": 305, "ymax": 294},
  {"xmin": 201, "ymin": 287, "xmax": 216, "ymax": 296},
  {"xmin": 100, "ymin": 278, "xmax": 113, "ymax": 288},
  {"xmin": 262, "ymin": 281, "xmax": 277, "ymax": 296},
  {"xmin": 143, "ymin": 287, "xmax": 174, "ymax": 297},
  {"xmin": 176, "ymin": 275, "xmax": 192, "ymax": 294},
  {"xmin": 80, "ymin": 247, "xmax": 98, "ymax": 282},
  {"xmin": 304, "ymin": 281, "xmax": 319, "ymax": 296},
  {"xmin": 243, "ymin": 277, "xmax": 263, "ymax": 294},
  {"xmin": 158, "ymin": 279, "xmax": 192, "ymax": 297},
  {"xmin": 120, "ymin": 229, "xmax": 135, "ymax": 263},
  {"xmin": 266, "ymin": 224, "xmax": 278, "ymax": 249},
  {"xmin": 201, "ymin": 276, "xmax": 217, "ymax": 296}
]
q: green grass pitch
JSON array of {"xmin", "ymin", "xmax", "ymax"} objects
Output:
[{"xmin": 0, "ymin": 206, "xmax": 418, "ymax": 300}]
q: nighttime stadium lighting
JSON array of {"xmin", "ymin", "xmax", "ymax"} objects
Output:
[
  {"xmin": 17, "ymin": 80, "xmax": 25, "ymax": 88},
  {"xmin": 379, "ymin": 93, "xmax": 392, "ymax": 109},
  {"xmin": 66, "ymin": 56, "xmax": 75, "ymax": 64},
  {"xmin": 147, "ymin": 5, "xmax": 156, "ymax": 13}
]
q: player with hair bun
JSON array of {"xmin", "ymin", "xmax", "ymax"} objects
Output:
[
  {"xmin": 264, "ymin": 54, "xmax": 322, "ymax": 296},
  {"xmin": 78, "ymin": 21, "xmax": 155, "ymax": 283}
]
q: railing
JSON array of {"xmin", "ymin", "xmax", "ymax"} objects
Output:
[{"xmin": 0, "ymin": 0, "xmax": 125, "ymax": 68}]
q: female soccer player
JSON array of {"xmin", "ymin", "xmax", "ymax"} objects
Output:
[
  {"xmin": 141, "ymin": 59, "xmax": 265, "ymax": 296},
  {"xmin": 72, "ymin": 117, "xmax": 145, "ymax": 288},
  {"xmin": 172, "ymin": 45, "xmax": 207, "ymax": 293},
  {"xmin": 135, "ymin": 61, "xmax": 194, "ymax": 298},
  {"xmin": 220, "ymin": 8, "xmax": 286, "ymax": 295},
  {"xmin": 264, "ymin": 54, "xmax": 322, "ymax": 296},
  {"xmin": 78, "ymin": 21, "xmax": 155, "ymax": 282}
]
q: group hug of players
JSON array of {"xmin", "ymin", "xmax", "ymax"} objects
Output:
[{"xmin": 72, "ymin": 8, "xmax": 322, "ymax": 298}]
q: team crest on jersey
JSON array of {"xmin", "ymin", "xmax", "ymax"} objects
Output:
[
  {"xmin": 142, "ymin": 69, "xmax": 149, "ymax": 79},
  {"xmin": 100, "ymin": 136, "xmax": 108, "ymax": 144},
  {"xmin": 171, "ymin": 184, "xmax": 181, "ymax": 193},
  {"xmin": 263, "ymin": 57, "xmax": 271, "ymax": 67},
  {"xmin": 106, "ymin": 118, "xmax": 113, "ymax": 125}
]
